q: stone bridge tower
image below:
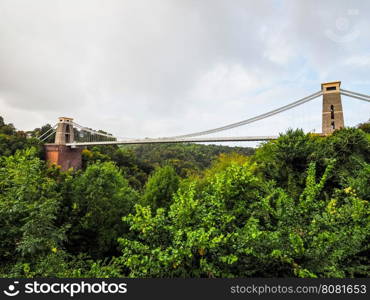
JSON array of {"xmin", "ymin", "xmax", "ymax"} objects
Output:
[
  {"xmin": 322, "ymin": 81, "xmax": 344, "ymax": 134},
  {"xmin": 44, "ymin": 117, "xmax": 82, "ymax": 171},
  {"xmin": 55, "ymin": 117, "xmax": 75, "ymax": 144}
]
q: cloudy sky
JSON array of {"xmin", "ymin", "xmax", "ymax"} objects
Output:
[{"xmin": 0, "ymin": 0, "xmax": 369, "ymax": 143}]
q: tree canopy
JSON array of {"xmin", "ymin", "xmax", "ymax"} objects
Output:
[{"xmin": 0, "ymin": 115, "xmax": 369, "ymax": 278}]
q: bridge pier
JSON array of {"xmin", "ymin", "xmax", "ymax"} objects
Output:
[
  {"xmin": 44, "ymin": 144, "xmax": 82, "ymax": 171},
  {"xmin": 44, "ymin": 117, "xmax": 82, "ymax": 171}
]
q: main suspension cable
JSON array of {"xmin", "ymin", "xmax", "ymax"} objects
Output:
[
  {"xmin": 170, "ymin": 90, "xmax": 323, "ymax": 138},
  {"xmin": 40, "ymin": 129, "xmax": 56, "ymax": 142},
  {"xmin": 340, "ymin": 89, "xmax": 370, "ymax": 99},
  {"xmin": 340, "ymin": 90, "xmax": 370, "ymax": 103},
  {"xmin": 37, "ymin": 124, "xmax": 57, "ymax": 140},
  {"xmin": 72, "ymin": 122, "xmax": 117, "ymax": 139}
]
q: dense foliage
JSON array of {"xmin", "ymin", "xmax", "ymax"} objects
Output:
[
  {"xmin": 0, "ymin": 116, "xmax": 42, "ymax": 157},
  {"xmin": 0, "ymin": 115, "xmax": 369, "ymax": 278}
]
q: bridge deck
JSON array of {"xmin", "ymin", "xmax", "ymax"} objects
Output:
[{"xmin": 66, "ymin": 136, "xmax": 278, "ymax": 147}]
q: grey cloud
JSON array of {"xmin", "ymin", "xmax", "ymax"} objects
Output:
[{"xmin": 0, "ymin": 0, "xmax": 369, "ymax": 137}]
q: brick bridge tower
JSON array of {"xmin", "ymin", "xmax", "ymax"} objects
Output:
[
  {"xmin": 44, "ymin": 117, "xmax": 82, "ymax": 171},
  {"xmin": 322, "ymin": 81, "xmax": 344, "ymax": 134}
]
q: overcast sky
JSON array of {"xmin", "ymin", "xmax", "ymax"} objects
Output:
[{"xmin": 0, "ymin": 0, "xmax": 369, "ymax": 142}]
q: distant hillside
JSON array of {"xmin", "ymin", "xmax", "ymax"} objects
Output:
[
  {"xmin": 83, "ymin": 142, "xmax": 255, "ymax": 188},
  {"xmin": 128, "ymin": 143, "xmax": 255, "ymax": 174}
]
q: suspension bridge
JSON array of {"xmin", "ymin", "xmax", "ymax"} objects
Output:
[{"xmin": 39, "ymin": 81, "xmax": 369, "ymax": 170}]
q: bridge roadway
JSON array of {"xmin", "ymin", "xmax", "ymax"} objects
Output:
[{"xmin": 67, "ymin": 136, "xmax": 279, "ymax": 147}]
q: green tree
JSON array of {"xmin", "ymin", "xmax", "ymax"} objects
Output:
[
  {"xmin": 66, "ymin": 161, "xmax": 139, "ymax": 258},
  {"xmin": 1, "ymin": 116, "xmax": 369, "ymax": 278},
  {"xmin": 31, "ymin": 124, "xmax": 55, "ymax": 143},
  {"xmin": 252, "ymin": 129, "xmax": 319, "ymax": 197},
  {"xmin": 142, "ymin": 165, "xmax": 179, "ymax": 210},
  {"xmin": 357, "ymin": 120, "xmax": 370, "ymax": 133},
  {"xmin": 112, "ymin": 148, "xmax": 152, "ymax": 189},
  {"xmin": 0, "ymin": 116, "xmax": 42, "ymax": 157},
  {"xmin": 0, "ymin": 148, "xmax": 64, "ymax": 264},
  {"xmin": 116, "ymin": 159, "xmax": 369, "ymax": 278},
  {"xmin": 116, "ymin": 162, "xmax": 268, "ymax": 277}
]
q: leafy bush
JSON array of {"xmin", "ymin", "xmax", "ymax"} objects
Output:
[
  {"xmin": 0, "ymin": 114, "xmax": 369, "ymax": 278},
  {"xmin": 116, "ymin": 160, "xmax": 369, "ymax": 278},
  {"xmin": 65, "ymin": 161, "xmax": 139, "ymax": 258},
  {"xmin": 0, "ymin": 148, "xmax": 64, "ymax": 263}
]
